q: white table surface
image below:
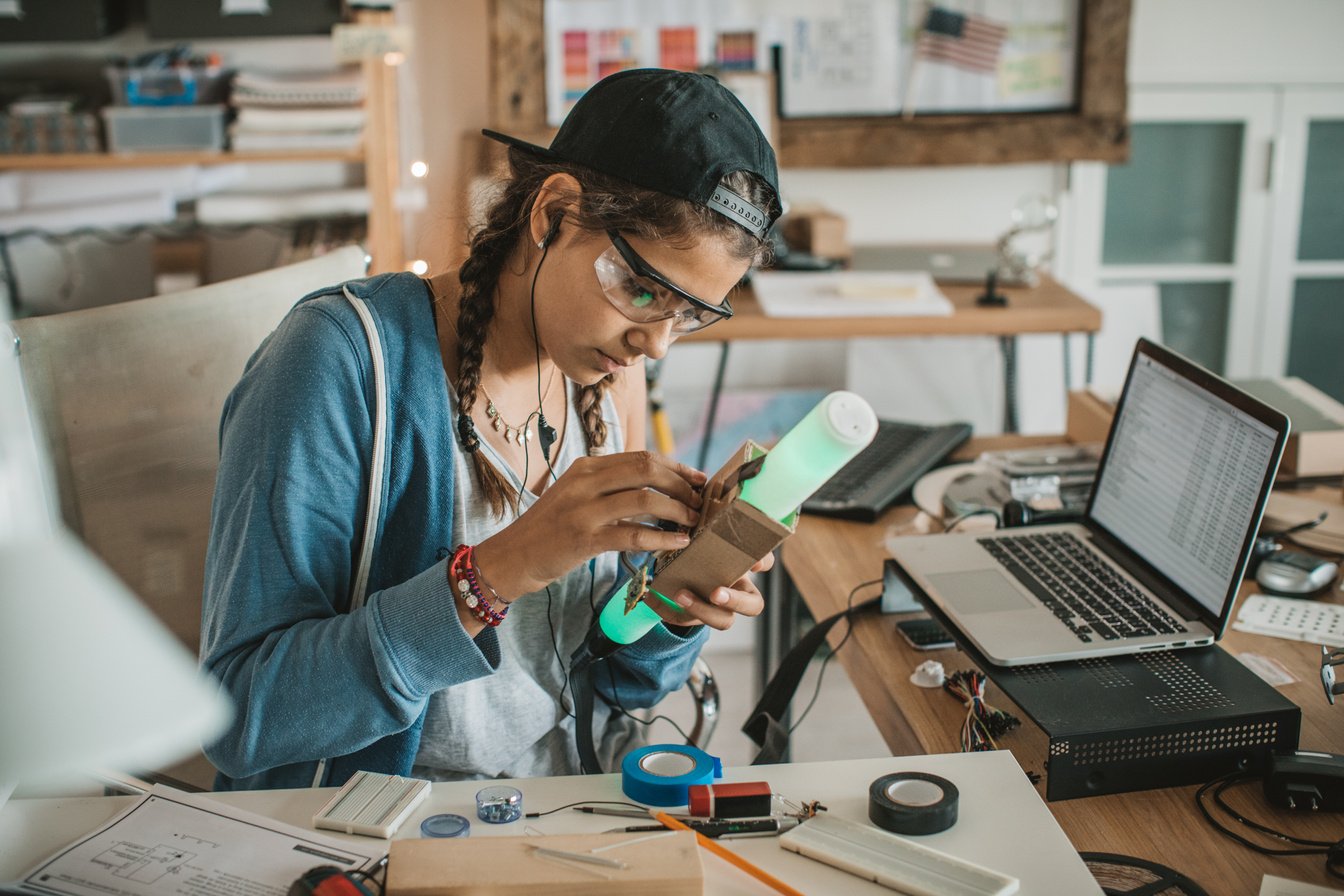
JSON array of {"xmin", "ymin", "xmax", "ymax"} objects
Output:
[{"xmin": 1, "ymin": 751, "xmax": 1100, "ymax": 895}]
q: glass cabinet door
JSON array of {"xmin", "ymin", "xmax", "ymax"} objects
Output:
[
  {"xmin": 1066, "ymin": 89, "xmax": 1276, "ymax": 377},
  {"xmin": 1262, "ymin": 90, "xmax": 1344, "ymax": 402}
]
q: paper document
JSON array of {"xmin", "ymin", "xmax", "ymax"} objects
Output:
[
  {"xmin": 751, "ymin": 270, "xmax": 953, "ymax": 318},
  {"xmin": 12, "ymin": 785, "xmax": 383, "ymax": 896}
]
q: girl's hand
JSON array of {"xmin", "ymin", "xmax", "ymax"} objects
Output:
[
  {"xmin": 475, "ymin": 451, "xmax": 706, "ymax": 599},
  {"xmin": 646, "ymin": 551, "xmax": 775, "ymax": 632}
]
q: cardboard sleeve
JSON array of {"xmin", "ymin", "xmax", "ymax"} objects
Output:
[{"xmin": 649, "ymin": 440, "xmax": 795, "ymax": 602}]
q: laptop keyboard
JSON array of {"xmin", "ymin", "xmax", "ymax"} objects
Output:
[
  {"xmin": 804, "ymin": 419, "xmax": 971, "ymax": 522},
  {"xmin": 978, "ymin": 532, "xmax": 1188, "ymax": 643}
]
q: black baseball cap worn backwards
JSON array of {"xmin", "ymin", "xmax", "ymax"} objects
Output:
[{"xmin": 483, "ymin": 68, "xmax": 781, "ymax": 239}]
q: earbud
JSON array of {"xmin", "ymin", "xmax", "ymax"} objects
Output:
[{"xmin": 538, "ymin": 214, "xmax": 562, "ymax": 249}]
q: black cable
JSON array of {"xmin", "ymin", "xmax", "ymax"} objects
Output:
[
  {"xmin": 1195, "ymin": 770, "xmax": 1344, "ymax": 881},
  {"xmin": 528, "ymin": 232, "xmax": 559, "ymax": 480},
  {"xmin": 788, "ymin": 576, "xmax": 884, "ymax": 735},
  {"xmin": 600, "ymin": 653, "xmax": 693, "ymax": 745},
  {"xmin": 544, "ymin": 582, "xmax": 577, "ymax": 721},
  {"xmin": 525, "ymin": 798, "xmax": 646, "ymax": 819}
]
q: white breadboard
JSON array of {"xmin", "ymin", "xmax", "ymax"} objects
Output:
[
  {"xmin": 779, "ymin": 814, "xmax": 1019, "ymax": 896},
  {"xmin": 313, "ymin": 770, "xmax": 430, "ymax": 838},
  {"xmin": 1232, "ymin": 595, "xmax": 1344, "ymax": 646}
]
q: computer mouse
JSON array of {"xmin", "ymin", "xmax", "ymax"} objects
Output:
[{"xmin": 1255, "ymin": 550, "xmax": 1339, "ymax": 597}]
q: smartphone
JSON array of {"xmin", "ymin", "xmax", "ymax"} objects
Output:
[{"xmin": 896, "ymin": 617, "xmax": 954, "ymax": 651}]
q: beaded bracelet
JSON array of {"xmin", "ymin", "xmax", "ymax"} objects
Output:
[{"xmin": 448, "ymin": 544, "xmax": 509, "ymax": 627}]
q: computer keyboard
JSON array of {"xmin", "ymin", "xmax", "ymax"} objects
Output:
[
  {"xmin": 980, "ymin": 532, "xmax": 1188, "ymax": 643},
  {"xmin": 803, "ymin": 419, "xmax": 972, "ymax": 522}
]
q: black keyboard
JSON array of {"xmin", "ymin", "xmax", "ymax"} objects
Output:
[
  {"xmin": 979, "ymin": 531, "xmax": 1189, "ymax": 643},
  {"xmin": 803, "ymin": 419, "xmax": 972, "ymax": 522}
]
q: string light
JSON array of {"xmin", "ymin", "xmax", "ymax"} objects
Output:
[
  {"xmin": 384, "ymin": 51, "xmax": 406, "ymax": 66},
  {"xmin": 410, "ymin": 160, "xmax": 428, "ymax": 178},
  {"xmin": 409, "ymin": 259, "xmax": 428, "ymax": 275}
]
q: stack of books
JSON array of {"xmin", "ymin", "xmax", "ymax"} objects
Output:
[{"xmin": 228, "ymin": 69, "xmax": 365, "ymax": 153}]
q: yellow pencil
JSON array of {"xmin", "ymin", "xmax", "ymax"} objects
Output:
[{"xmin": 649, "ymin": 808, "xmax": 805, "ymax": 896}]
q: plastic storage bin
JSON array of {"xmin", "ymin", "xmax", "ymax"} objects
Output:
[
  {"xmin": 106, "ymin": 66, "xmax": 232, "ymax": 107},
  {"xmin": 102, "ymin": 105, "xmax": 227, "ymax": 153}
]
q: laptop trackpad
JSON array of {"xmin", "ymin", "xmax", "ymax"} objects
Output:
[{"xmin": 927, "ymin": 570, "xmax": 1035, "ymax": 614}]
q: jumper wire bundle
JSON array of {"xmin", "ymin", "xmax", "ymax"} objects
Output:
[{"xmin": 943, "ymin": 669, "xmax": 1021, "ymax": 751}]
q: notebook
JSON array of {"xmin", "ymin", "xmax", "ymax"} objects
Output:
[
  {"xmin": 888, "ymin": 338, "xmax": 1290, "ymax": 666},
  {"xmin": 804, "ymin": 419, "xmax": 972, "ymax": 522}
]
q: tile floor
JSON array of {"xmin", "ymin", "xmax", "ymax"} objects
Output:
[{"xmin": 641, "ymin": 645, "xmax": 892, "ymax": 768}]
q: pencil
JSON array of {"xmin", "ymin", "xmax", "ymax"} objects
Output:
[{"xmin": 649, "ymin": 809, "xmax": 805, "ymax": 896}]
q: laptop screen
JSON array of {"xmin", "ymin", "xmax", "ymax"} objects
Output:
[{"xmin": 1089, "ymin": 345, "xmax": 1284, "ymax": 618}]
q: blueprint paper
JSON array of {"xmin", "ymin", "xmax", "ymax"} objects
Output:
[{"xmin": 13, "ymin": 785, "xmax": 382, "ymax": 896}]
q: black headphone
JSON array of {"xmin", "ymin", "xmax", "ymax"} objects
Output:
[
  {"xmin": 534, "ymin": 213, "xmax": 563, "ymax": 460},
  {"xmin": 539, "ymin": 213, "xmax": 562, "ymax": 249}
]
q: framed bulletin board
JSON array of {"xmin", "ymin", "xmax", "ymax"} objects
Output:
[{"xmin": 487, "ymin": 0, "xmax": 1130, "ymax": 167}]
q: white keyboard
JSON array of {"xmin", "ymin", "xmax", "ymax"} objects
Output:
[{"xmin": 779, "ymin": 814, "xmax": 1019, "ymax": 896}]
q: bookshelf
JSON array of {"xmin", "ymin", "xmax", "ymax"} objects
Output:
[{"xmin": 0, "ymin": 9, "xmax": 404, "ymax": 275}]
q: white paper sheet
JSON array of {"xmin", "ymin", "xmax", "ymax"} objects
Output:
[
  {"xmin": 12, "ymin": 785, "xmax": 382, "ymax": 896},
  {"xmin": 1259, "ymin": 874, "xmax": 1344, "ymax": 896},
  {"xmin": 751, "ymin": 270, "xmax": 952, "ymax": 317}
]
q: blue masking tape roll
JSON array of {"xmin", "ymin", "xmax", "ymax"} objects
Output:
[{"xmin": 621, "ymin": 744, "xmax": 723, "ymax": 807}]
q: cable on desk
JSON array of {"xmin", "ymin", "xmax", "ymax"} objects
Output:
[
  {"xmin": 787, "ymin": 577, "xmax": 883, "ymax": 735},
  {"xmin": 941, "ymin": 669, "xmax": 1020, "ymax": 752},
  {"xmin": 1195, "ymin": 769, "xmax": 1344, "ymax": 882}
]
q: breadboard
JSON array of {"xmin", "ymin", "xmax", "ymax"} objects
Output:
[
  {"xmin": 1232, "ymin": 595, "xmax": 1344, "ymax": 646},
  {"xmin": 313, "ymin": 770, "xmax": 430, "ymax": 838},
  {"xmin": 779, "ymin": 814, "xmax": 1018, "ymax": 896}
]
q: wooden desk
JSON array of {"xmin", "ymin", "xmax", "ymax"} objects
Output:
[
  {"xmin": 780, "ymin": 441, "xmax": 1344, "ymax": 890},
  {"xmin": 677, "ymin": 274, "xmax": 1102, "ymax": 461}
]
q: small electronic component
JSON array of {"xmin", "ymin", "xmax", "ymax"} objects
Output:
[
  {"xmin": 313, "ymin": 770, "xmax": 430, "ymax": 838},
  {"xmin": 1263, "ymin": 750, "xmax": 1344, "ymax": 811}
]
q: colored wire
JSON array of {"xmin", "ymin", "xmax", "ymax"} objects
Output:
[
  {"xmin": 942, "ymin": 669, "xmax": 1020, "ymax": 752},
  {"xmin": 941, "ymin": 507, "xmax": 1002, "ymax": 533}
]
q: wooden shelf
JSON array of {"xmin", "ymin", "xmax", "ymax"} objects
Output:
[{"xmin": 0, "ymin": 148, "xmax": 366, "ymax": 171}]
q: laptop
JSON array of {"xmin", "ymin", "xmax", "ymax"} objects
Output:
[{"xmin": 888, "ymin": 338, "xmax": 1290, "ymax": 666}]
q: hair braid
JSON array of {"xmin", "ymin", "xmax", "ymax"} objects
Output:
[
  {"xmin": 454, "ymin": 185, "xmax": 531, "ymax": 518},
  {"xmin": 577, "ymin": 380, "xmax": 610, "ymax": 454}
]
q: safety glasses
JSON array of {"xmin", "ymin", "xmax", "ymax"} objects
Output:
[{"xmin": 593, "ymin": 230, "xmax": 733, "ymax": 334}]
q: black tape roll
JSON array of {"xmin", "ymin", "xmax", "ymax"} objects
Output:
[{"xmin": 868, "ymin": 772, "xmax": 958, "ymax": 835}]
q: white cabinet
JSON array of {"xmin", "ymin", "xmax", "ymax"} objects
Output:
[{"xmin": 1066, "ymin": 85, "xmax": 1342, "ymax": 401}]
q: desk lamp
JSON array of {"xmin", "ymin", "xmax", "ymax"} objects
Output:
[{"xmin": 0, "ymin": 534, "xmax": 233, "ymax": 805}]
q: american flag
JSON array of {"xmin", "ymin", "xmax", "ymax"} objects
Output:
[{"xmin": 915, "ymin": 6, "xmax": 1008, "ymax": 74}]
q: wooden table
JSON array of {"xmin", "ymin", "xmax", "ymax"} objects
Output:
[
  {"xmin": 779, "ymin": 439, "xmax": 1344, "ymax": 890},
  {"xmin": 677, "ymin": 273, "xmax": 1102, "ymax": 463}
]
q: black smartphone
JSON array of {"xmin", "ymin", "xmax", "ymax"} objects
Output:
[{"xmin": 896, "ymin": 617, "xmax": 954, "ymax": 650}]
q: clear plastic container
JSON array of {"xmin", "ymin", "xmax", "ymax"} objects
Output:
[
  {"xmin": 101, "ymin": 105, "xmax": 227, "ymax": 153},
  {"xmin": 105, "ymin": 65, "xmax": 232, "ymax": 107}
]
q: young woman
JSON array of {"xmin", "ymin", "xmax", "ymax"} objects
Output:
[{"xmin": 200, "ymin": 69, "xmax": 783, "ymax": 790}]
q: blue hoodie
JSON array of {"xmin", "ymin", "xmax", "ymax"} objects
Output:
[{"xmin": 201, "ymin": 271, "xmax": 706, "ymax": 790}]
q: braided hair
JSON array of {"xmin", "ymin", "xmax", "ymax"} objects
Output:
[{"xmin": 452, "ymin": 148, "xmax": 776, "ymax": 518}]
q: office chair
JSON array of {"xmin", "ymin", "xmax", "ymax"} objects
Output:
[{"xmin": 8, "ymin": 246, "xmax": 369, "ymax": 792}]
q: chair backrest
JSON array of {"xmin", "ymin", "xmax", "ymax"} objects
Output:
[
  {"xmin": 12, "ymin": 246, "xmax": 368, "ymax": 655},
  {"xmin": 10, "ymin": 247, "xmax": 368, "ymax": 790}
]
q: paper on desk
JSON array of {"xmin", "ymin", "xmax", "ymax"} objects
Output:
[
  {"xmin": 11, "ymin": 784, "xmax": 383, "ymax": 896},
  {"xmin": 751, "ymin": 271, "xmax": 953, "ymax": 318},
  {"xmin": 1259, "ymin": 874, "xmax": 1344, "ymax": 896}
]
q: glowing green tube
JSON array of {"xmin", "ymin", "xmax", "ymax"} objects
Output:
[
  {"xmin": 738, "ymin": 390, "xmax": 878, "ymax": 522},
  {"xmin": 598, "ymin": 582, "xmax": 668, "ymax": 645},
  {"xmin": 591, "ymin": 392, "xmax": 877, "ymax": 649}
]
